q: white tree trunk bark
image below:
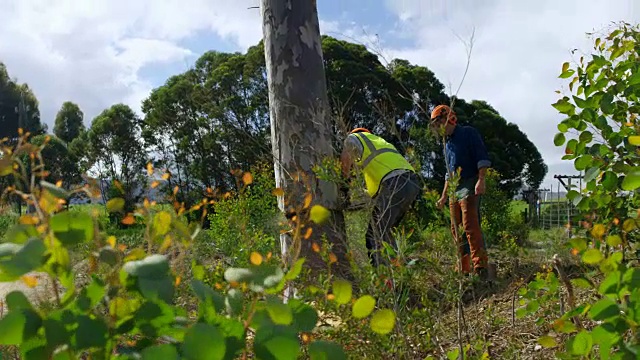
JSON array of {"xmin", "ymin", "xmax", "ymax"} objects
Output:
[{"xmin": 260, "ymin": 0, "xmax": 351, "ymax": 284}]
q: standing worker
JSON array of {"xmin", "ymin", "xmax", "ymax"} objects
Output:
[
  {"xmin": 431, "ymin": 105, "xmax": 491, "ymax": 279},
  {"xmin": 340, "ymin": 128, "xmax": 421, "ymax": 267}
]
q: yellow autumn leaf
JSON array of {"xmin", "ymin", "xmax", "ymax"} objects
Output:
[
  {"xmin": 162, "ymin": 173, "xmax": 170, "ymax": 180},
  {"xmin": 303, "ymin": 193, "xmax": 312, "ymax": 209},
  {"xmin": 151, "ymin": 181, "xmax": 160, "ymax": 189},
  {"xmin": 250, "ymin": 252, "xmax": 263, "ymax": 265},
  {"xmin": 329, "ymin": 253, "xmax": 337, "ymax": 264},
  {"xmin": 304, "ymin": 227, "xmax": 313, "ymax": 239},
  {"xmin": 107, "ymin": 236, "xmax": 116, "ymax": 248},
  {"xmin": 146, "ymin": 163, "xmax": 153, "ymax": 176},
  {"xmin": 19, "ymin": 215, "xmax": 38, "ymax": 225},
  {"xmin": 21, "ymin": 275, "xmax": 38, "ymax": 288},
  {"xmin": 272, "ymin": 188, "xmax": 284, "ymax": 197},
  {"xmin": 590, "ymin": 223, "xmax": 606, "ymax": 239}
]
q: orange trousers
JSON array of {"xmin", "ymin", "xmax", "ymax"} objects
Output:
[{"xmin": 449, "ymin": 193, "xmax": 488, "ymax": 273}]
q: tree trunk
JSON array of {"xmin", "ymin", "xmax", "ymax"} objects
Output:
[{"xmin": 260, "ymin": 0, "xmax": 352, "ymax": 282}]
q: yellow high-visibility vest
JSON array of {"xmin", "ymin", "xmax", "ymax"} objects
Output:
[{"xmin": 351, "ymin": 132, "xmax": 415, "ymax": 197}]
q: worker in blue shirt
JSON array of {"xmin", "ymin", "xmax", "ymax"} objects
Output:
[{"xmin": 431, "ymin": 104, "xmax": 491, "ymax": 279}]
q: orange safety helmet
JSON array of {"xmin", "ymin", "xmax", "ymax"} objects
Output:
[
  {"xmin": 430, "ymin": 105, "xmax": 457, "ymax": 125},
  {"xmin": 350, "ymin": 127, "xmax": 371, "ymax": 134}
]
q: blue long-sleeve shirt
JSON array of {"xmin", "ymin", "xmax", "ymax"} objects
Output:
[{"xmin": 444, "ymin": 125, "xmax": 491, "ymax": 181}]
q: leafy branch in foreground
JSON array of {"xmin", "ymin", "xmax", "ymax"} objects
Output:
[
  {"xmin": 0, "ymin": 132, "xmax": 395, "ymax": 359},
  {"xmin": 522, "ymin": 21, "xmax": 640, "ymax": 359}
]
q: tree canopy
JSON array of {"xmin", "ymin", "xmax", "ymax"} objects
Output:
[{"xmin": 0, "ymin": 35, "xmax": 548, "ymax": 206}]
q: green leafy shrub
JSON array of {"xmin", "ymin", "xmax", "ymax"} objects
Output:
[
  {"xmin": 480, "ymin": 168, "xmax": 529, "ymax": 247},
  {"xmin": 539, "ymin": 21, "xmax": 640, "ymax": 358},
  {"xmin": 203, "ymin": 163, "xmax": 280, "ymax": 267},
  {"xmin": 0, "ymin": 134, "xmax": 395, "ymax": 359}
]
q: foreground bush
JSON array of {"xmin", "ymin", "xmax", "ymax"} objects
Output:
[{"xmin": 0, "ymin": 135, "xmax": 395, "ymax": 359}]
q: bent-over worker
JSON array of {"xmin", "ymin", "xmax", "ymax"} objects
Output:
[{"xmin": 340, "ymin": 127, "xmax": 421, "ymax": 267}]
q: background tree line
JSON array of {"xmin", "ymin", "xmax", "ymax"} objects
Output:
[{"xmin": 0, "ymin": 36, "xmax": 547, "ymax": 223}]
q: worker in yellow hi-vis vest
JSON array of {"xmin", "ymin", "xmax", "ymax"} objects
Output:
[{"xmin": 340, "ymin": 127, "xmax": 421, "ymax": 267}]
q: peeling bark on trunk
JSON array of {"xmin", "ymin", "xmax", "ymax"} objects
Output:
[{"xmin": 260, "ymin": 0, "xmax": 351, "ymax": 281}]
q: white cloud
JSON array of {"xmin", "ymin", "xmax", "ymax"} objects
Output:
[
  {"xmin": 0, "ymin": 0, "xmax": 263, "ymax": 129},
  {"xmin": 381, "ymin": 0, "xmax": 639, "ymax": 188}
]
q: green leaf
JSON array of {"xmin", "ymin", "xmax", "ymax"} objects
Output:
[
  {"xmin": 629, "ymin": 136, "xmax": 640, "ymax": 146},
  {"xmin": 599, "ymin": 271, "xmax": 620, "ymax": 295},
  {"xmin": 570, "ymin": 278, "xmax": 593, "ymax": 289},
  {"xmin": 568, "ymin": 330, "xmax": 593, "ymax": 355},
  {"xmin": 538, "ymin": 335, "xmax": 557, "ymax": 348},
  {"xmin": 106, "ymin": 198, "xmax": 125, "ymax": 213},
  {"xmin": 606, "ymin": 234, "xmax": 622, "ymax": 247},
  {"xmin": 153, "ymin": 211, "xmax": 172, "ymax": 236},
  {"xmin": 40, "ymin": 180, "xmax": 69, "ymax": 199},
  {"xmin": 582, "ymin": 249, "xmax": 603, "ymax": 264},
  {"xmin": 123, "ymin": 254, "xmax": 169, "ymax": 278},
  {"xmin": 50, "ymin": 211, "xmax": 94, "ymax": 246},
  {"xmin": 370, "ymin": 309, "xmax": 395, "ymax": 335},
  {"xmin": 224, "ymin": 268, "xmax": 253, "ymax": 283},
  {"xmin": 266, "ymin": 297, "xmax": 293, "ymax": 325},
  {"xmin": 585, "ymin": 167, "xmax": 600, "ymax": 183},
  {"xmin": 123, "ymin": 255, "xmax": 174, "ymax": 303},
  {"xmin": 254, "ymin": 334, "xmax": 300, "ymax": 360},
  {"xmin": 554, "ymin": 133, "xmax": 566, "ymax": 146},
  {"xmin": 309, "ymin": 205, "xmax": 331, "ymax": 224},
  {"xmin": 575, "ymin": 155, "xmax": 593, "ymax": 171},
  {"xmin": 572, "ymin": 95, "xmax": 589, "ymax": 108},
  {"xmin": 600, "ymin": 92, "xmax": 615, "ymax": 114},
  {"xmin": 6, "ymin": 291, "xmax": 33, "ymax": 311},
  {"xmin": 75, "ymin": 315, "xmax": 108, "ymax": 349},
  {"xmin": 332, "ymin": 279, "xmax": 352, "ymax": 305},
  {"xmin": 566, "ymin": 190, "xmax": 580, "ymax": 201},
  {"xmin": 308, "ymin": 340, "xmax": 347, "ymax": 360},
  {"xmin": 285, "ymin": 258, "xmax": 305, "ymax": 280},
  {"xmin": 0, "ymin": 312, "xmax": 25, "ymax": 345},
  {"xmin": 141, "ymin": 344, "xmax": 180, "ymax": 360},
  {"xmin": 579, "ymin": 131, "xmax": 593, "ymax": 143},
  {"xmin": 225, "ymin": 288, "xmax": 243, "ymax": 316},
  {"xmin": 588, "ymin": 297, "xmax": 619, "ymax": 321},
  {"xmin": 558, "ymin": 123, "xmax": 569, "ymax": 133},
  {"xmin": 628, "ymin": 71, "xmax": 640, "ymax": 86},
  {"xmin": 621, "ymin": 168, "xmax": 640, "ymax": 191},
  {"xmin": 560, "ymin": 69, "xmax": 575, "ymax": 79},
  {"xmin": 622, "ymin": 268, "xmax": 640, "ymax": 290},
  {"xmin": 44, "ymin": 318, "xmax": 70, "ymax": 349},
  {"xmin": 352, "ymin": 295, "xmax": 376, "ymax": 319},
  {"xmin": 0, "ymin": 238, "xmax": 46, "ymax": 280},
  {"xmin": 98, "ymin": 246, "xmax": 119, "ymax": 267},
  {"xmin": 182, "ymin": 323, "xmax": 226, "ymax": 360},
  {"xmin": 4, "ymin": 224, "xmax": 38, "ymax": 244},
  {"xmin": 552, "ymin": 98, "xmax": 576, "ymax": 114},
  {"xmin": 191, "ymin": 279, "xmax": 224, "ymax": 317},
  {"xmin": 601, "ymin": 171, "xmax": 618, "ymax": 191},
  {"xmin": 291, "ymin": 301, "xmax": 317, "ymax": 332}
]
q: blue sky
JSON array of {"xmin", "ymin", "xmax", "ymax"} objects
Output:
[{"xmin": 0, "ymin": 0, "xmax": 638, "ymax": 189}]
